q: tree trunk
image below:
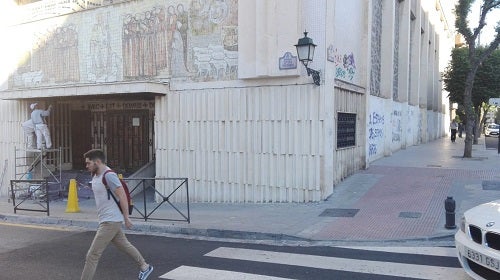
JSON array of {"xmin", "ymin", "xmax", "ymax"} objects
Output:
[
  {"xmin": 479, "ymin": 106, "xmax": 486, "ymax": 137},
  {"xmin": 463, "ymin": 74, "xmax": 475, "ymax": 158},
  {"xmin": 473, "ymin": 106, "xmax": 481, "ymax": 144}
]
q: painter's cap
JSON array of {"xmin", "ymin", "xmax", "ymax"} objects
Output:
[{"xmin": 30, "ymin": 103, "xmax": 37, "ymax": 110}]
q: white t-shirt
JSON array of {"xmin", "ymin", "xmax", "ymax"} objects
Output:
[{"xmin": 92, "ymin": 168, "xmax": 124, "ymax": 223}]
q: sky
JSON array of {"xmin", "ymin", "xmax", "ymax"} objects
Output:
[{"xmin": 470, "ymin": 0, "xmax": 500, "ymax": 45}]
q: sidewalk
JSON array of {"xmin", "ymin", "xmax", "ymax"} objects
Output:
[{"xmin": 1, "ymin": 136, "xmax": 499, "ymax": 244}]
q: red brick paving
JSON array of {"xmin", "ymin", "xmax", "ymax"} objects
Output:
[{"xmin": 313, "ymin": 166, "xmax": 497, "ymax": 240}]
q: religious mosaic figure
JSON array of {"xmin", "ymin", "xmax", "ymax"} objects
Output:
[
  {"xmin": 177, "ymin": 4, "xmax": 189, "ymax": 71},
  {"xmin": 88, "ymin": 14, "xmax": 121, "ymax": 82}
]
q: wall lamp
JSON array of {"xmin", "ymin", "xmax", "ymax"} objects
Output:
[{"xmin": 295, "ymin": 31, "xmax": 321, "ymax": 86}]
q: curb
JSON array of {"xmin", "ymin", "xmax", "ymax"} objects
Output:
[{"xmin": 0, "ymin": 213, "xmax": 455, "ymax": 244}]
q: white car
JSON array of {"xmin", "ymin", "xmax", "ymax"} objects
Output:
[
  {"xmin": 455, "ymin": 200, "xmax": 500, "ymax": 279},
  {"xmin": 484, "ymin": 124, "xmax": 499, "ymax": 136}
]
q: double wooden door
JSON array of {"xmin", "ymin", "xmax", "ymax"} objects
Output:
[
  {"xmin": 72, "ymin": 110, "xmax": 153, "ymax": 173},
  {"xmin": 105, "ymin": 110, "xmax": 152, "ymax": 173}
]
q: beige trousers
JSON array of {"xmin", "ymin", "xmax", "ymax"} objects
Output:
[
  {"xmin": 34, "ymin": 123, "xmax": 52, "ymax": 149},
  {"xmin": 81, "ymin": 222, "xmax": 146, "ymax": 280}
]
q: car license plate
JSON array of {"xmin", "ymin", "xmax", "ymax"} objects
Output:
[{"xmin": 465, "ymin": 247, "xmax": 500, "ymax": 272}]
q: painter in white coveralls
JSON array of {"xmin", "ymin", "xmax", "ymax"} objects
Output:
[
  {"xmin": 30, "ymin": 103, "xmax": 53, "ymax": 150},
  {"xmin": 21, "ymin": 119, "xmax": 36, "ymax": 149}
]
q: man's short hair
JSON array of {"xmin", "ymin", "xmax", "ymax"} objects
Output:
[{"xmin": 84, "ymin": 149, "xmax": 106, "ymax": 162}]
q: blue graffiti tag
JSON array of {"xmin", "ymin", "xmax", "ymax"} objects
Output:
[
  {"xmin": 392, "ymin": 132, "xmax": 401, "ymax": 142},
  {"xmin": 369, "ymin": 128, "xmax": 384, "ymax": 140},
  {"xmin": 369, "ymin": 112, "xmax": 384, "ymax": 125},
  {"xmin": 369, "ymin": 144, "xmax": 377, "ymax": 156}
]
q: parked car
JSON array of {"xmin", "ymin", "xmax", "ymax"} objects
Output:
[
  {"xmin": 484, "ymin": 124, "xmax": 499, "ymax": 136},
  {"xmin": 455, "ymin": 200, "xmax": 500, "ymax": 279}
]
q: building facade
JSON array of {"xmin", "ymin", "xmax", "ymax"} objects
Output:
[{"xmin": 0, "ymin": 0, "xmax": 454, "ymax": 202}]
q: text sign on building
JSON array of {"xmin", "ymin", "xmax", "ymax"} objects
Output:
[
  {"xmin": 279, "ymin": 52, "xmax": 298, "ymax": 70},
  {"xmin": 84, "ymin": 101, "xmax": 154, "ymax": 112}
]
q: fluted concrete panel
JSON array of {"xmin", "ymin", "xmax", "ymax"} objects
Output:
[
  {"xmin": 155, "ymin": 85, "xmax": 324, "ymax": 203},
  {"xmin": 0, "ymin": 100, "xmax": 27, "ymax": 196}
]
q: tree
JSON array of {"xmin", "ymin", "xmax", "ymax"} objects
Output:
[
  {"xmin": 454, "ymin": 0, "xmax": 500, "ymax": 157},
  {"xmin": 443, "ymin": 47, "xmax": 500, "ymax": 143}
]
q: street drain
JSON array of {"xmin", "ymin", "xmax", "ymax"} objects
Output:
[
  {"xmin": 399, "ymin": 212, "xmax": 422, "ymax": 219},
  {"xmin": 319, "ymin": 208, "xmax": 359, "ymax": 217},
  {"xmin": 482, "ymin": 181, "xmax": 500, "ymax": 191}
]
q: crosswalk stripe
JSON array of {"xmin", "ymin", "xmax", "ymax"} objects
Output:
[
  {"xmin": 159, "ymin": 265, "xmax": 295, "ymax": 280},
  {"xmin": 205, "ymin": 247, "xmax": 470, "ymax": 280},
  {"xmin": 337, "ymin": 246, "xmax": 458, "ymax": 257}
]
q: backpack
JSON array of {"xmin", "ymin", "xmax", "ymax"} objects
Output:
[{"xmin": 102, "ymin": 170, "xmax": 134, "ymax": 215}]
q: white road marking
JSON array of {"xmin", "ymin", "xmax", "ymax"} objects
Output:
[
  {"xmin": 159, "ymin": 265, "xmax": 295, "ymax": 280},
  {"xmin": 205, "ymin": 247, "xmax": 471, "ymax": 280},
  {"xmin": 337, "ymin": 246, "xmax": 458, "ymax": 257}
]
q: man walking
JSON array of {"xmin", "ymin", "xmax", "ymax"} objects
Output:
[
  {"xmin": 450, "ymin": 119, "xmax": 458, "ymax": 143},
  {"xmin": 30, "ymin": 103, "xmax": 53, "ymax": 150},
  {"xmin": 82, "ymin": 149, "xmax": 153, "ymax": 280}
]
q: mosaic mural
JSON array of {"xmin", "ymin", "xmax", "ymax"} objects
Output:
[
  {"xmin": 9, "ymin": 0, "xmax": 239, "ymax": 89},
  {"xmin": 87, "ymin": 13, "xmax": 122, "ymax": 82},
  {"xmin": 120, "ymin": 0, "xmax": 238, "ymax": 81},
  {"xmin": 12, "ymin": 24, "xmax": 80, "ymax": 87}
]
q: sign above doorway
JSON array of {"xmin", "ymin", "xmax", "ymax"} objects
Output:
[{"xmin": 72, "ymin": 100, "xmax": 155, "ymax": 112}]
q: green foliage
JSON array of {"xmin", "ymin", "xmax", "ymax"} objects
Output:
[
  {"xmin": 455, "ymin": 0, "xmax": 475, "ymax": 42},
  {"xmin": 443, "ymin": 47, "xmax": 500, "ymax": 107},
  {"xmin": 454, "ymin": 0, "xmax": 500, "ymax": 156}
]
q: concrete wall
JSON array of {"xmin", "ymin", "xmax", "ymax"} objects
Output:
[
  {"xmin": 155, "ymin": 84, "xmax": 325, "ymax": 203},
  {"xmin": 331, "ymin": 0, "xmax": 367, "ymax": 86}
]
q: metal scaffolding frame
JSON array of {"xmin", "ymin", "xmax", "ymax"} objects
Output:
[{"xmin": 14, "ymin": 147, "xmax": 62, "ymax": 198}]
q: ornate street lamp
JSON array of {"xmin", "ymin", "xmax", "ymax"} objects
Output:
[{"xmin": 295, "ymin": 31, "xmax": 321, "ymax": 86}]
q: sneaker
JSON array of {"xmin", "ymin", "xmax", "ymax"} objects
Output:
[{"xmin": 138, "ymin": 265, "xmax": 153, "ymax": 280}]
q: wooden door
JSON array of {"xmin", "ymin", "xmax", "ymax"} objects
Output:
[
  {"xmin": 71, "ymin": 110, "xmax": 92, "ymax": 170},
  {"xmin": 105, "ymin": 110, "xmax": 151, "ymax": 173}
]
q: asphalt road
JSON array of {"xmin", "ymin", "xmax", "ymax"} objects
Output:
[{"xmin": 0, "ymin": 223, "xmax": 472, "ymax": 280}]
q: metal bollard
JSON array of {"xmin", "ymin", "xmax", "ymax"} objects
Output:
[
  {"xmin": 497, "ymin": 135, "xmax": 499, "ymax": 154},
  {"xmin": 445, "ymin": 196, "xmax": 457, "ymax": 229}
]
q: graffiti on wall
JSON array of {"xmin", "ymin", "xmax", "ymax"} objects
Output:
[
  {"xmin": 12, "ymin": 24, "xmax": 80, "ymax": 87},
  {"xmin": 327, "ymin": 45, "xmax": 356, "ymax": 82},
  {"xmin": 418, "ymin": 111, "xmax": 423, "ymax": 144},
  {"xmin": 368, "ymin": 111, "xmax": 384, "ymax": 157},
  {"xmin": 392, "ymin": 110, "xmax": 402, "ymax": 143}
]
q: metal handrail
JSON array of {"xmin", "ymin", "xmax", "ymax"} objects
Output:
[{"xmin": 124, "ymin": 177, "xmax": 190, "ymax": 223}]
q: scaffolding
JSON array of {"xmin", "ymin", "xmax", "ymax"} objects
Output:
[{"xmin": 14, "ymin": 147, "xmax": 62, "ymax": 199}]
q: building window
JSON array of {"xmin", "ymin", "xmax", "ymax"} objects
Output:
[{"xmin": 337, "ymin": 113, "xmax": 357, "ymax": 149}]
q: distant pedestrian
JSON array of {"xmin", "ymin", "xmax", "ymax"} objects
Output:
[
  {"xmin": 30, "ymin": 103, "xmax": 53, "ymax": 150},
  {"xmin": 458, "ymin": 122, "xmax": 464, "ymax": 138},
  {"xmin": 21, "ymin": 119, "xmax": 36, "ymax": 149},
  {"xmin": 81, "ymin": 149, "xmax": 153, "ymax": 280},
  {"xmin": 450, "ymin": 120, "xmax": 458, "ymax": 142}
]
